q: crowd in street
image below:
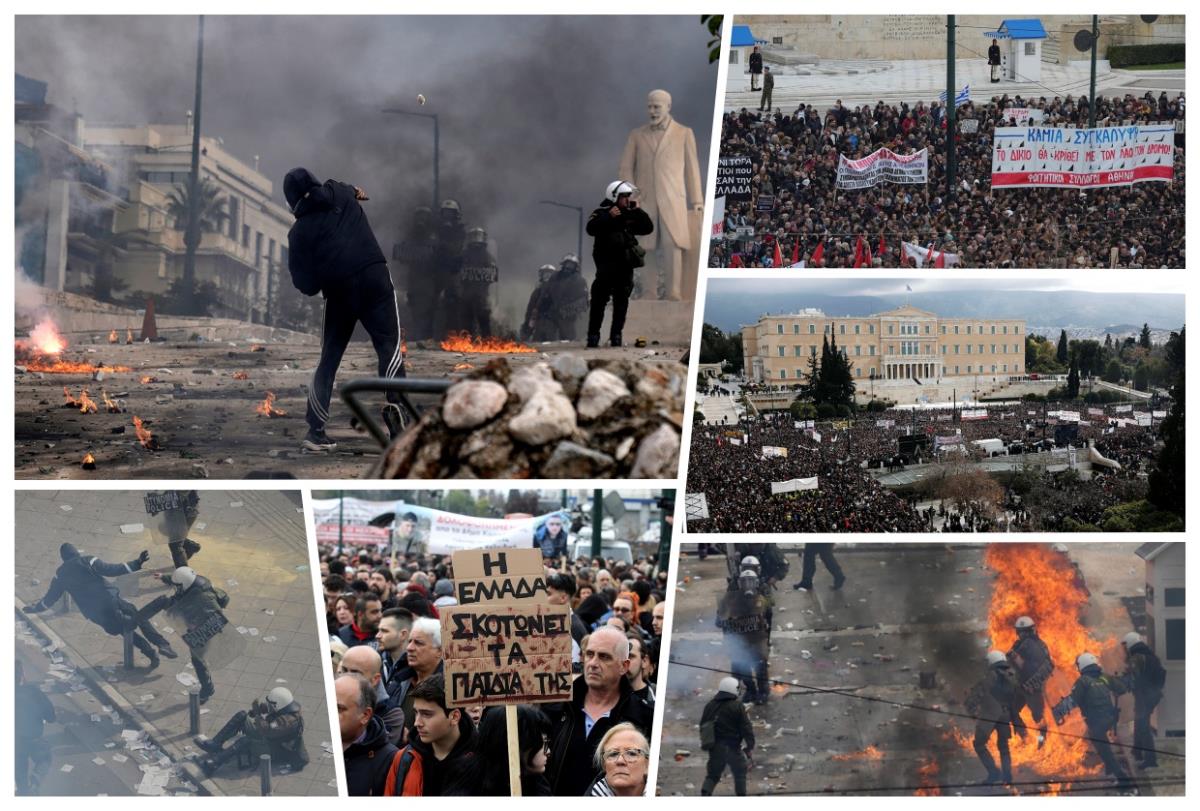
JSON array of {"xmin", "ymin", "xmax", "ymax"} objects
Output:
[
  {"xmin": 687, "ymin": 403, "xmax": 1161, "ymax": 533},
  {"xmin": 320, "ymin": 538, "xmax": 666, "ymax": 796},
  {"xmin": 711, "ymin": 92, "xmax": 1185, "ymax": 268}
]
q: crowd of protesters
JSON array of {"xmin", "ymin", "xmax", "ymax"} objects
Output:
[
  {"xmin": 687, "ymin": 401, "xmax": 1161, "ymax": 533},
  {"xmin": 321, "ymin": 523, "xmax": 667, "ymax": 796},
  {"xmin": 711, "ymin": 91, "xmax": 1185, "ymax": 269}
]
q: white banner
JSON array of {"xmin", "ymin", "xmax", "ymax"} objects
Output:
[
  {"xmin": 1152, "ymin": 410, "xmax": 1167, "ymax": 418},
  {"xmin": 310, "ymin": 498, "xmax": 549, "ymax": 553},
  {"xmin": 1049, "ymin": 410, "xmax": 1081, "ymax": 423},
  {"xmin": 427, "ymin": 511, "xmax": 535, "ymax": 555},
  {"xmin": 794, "ymin": 420, "xmax": 814, "ymax": 429},
  {"xmin": 807, "ymin": 429, "xmax": 823, "ymax": 443},
  {"xmin": 1002, "ymin": 107, "xmax": 1044, "ymax": 125},
  {"xmin": 762, "ymin": 445, "xmax": 789, "ymax": 458},
  {"xmin": 836, "ymin": 148, "xmax": 928, "ymax": 189},
  {"xmin": 991, "ymin": 125, "xmax": 1175, "ymax": 188},
  {"xmin": 961, "ymin": 408, "xmax": 989, "ymax": 421},
  {"xmin": 770, "ymin": 476, "xmax": 819, "ymax": 495},
  {"xmin": 901, "ymin": 240, "xmax": 960, "ymax": 268},
  {"xmin": 875, "ymin": 419, "xmax": 895, "ymax": 428},
  {"xmin": 728, "ymin": 437, "xmax": 742, "ymax": 446},
  {"xmin": 711, "ymin": 195, "xmax": 726, "ymax": 239},
  {"xmin": 1088, "ymin": 407, "xmax": 1105, "ymax": 416},
  {"xmin": 1114, "ymin": 404, "xmax": 1133, "ymax": 413},
  {"xmin": 1135, "ymin": 412, "xmax": 1153, "ymax": 426}
]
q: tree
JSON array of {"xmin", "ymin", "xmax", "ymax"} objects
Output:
[
  {"xmin": 1148, "ymin": 328, "xmax": 1184, "ymax": 518},
  {"xmin": 1102, "ymin": 359, "xmax": 1125, "ymax": 385},
  {"xmin": 1056, "ymin": 329, "xmax": 1069, "ymax": 364},
  {"xmin": 1104, "ymin": 333, "xmax": 1112, "ymax": 351},
  {"xmin": 1071, "ymin": 339, "xmax": 1101, "ymax": 378},
  {"xmin": 166, "ymin": 176, "xmax": 229, "ymax": 295},
  {"xmin": 1139, "ymin": 323, "xmax": 1152, "ymax": 350},
  {"xmin": 1133, "ymin": 360, "xmax": 1150, "ymax": 392},
  {"xmin": 1066, "ymin": 358, "xmax": 1080, "ymax": 398},
  {"xmin": 701, "ymin": 14, "xmax": 723, "ymax": 64}
]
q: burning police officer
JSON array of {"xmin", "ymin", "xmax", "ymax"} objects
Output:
[
  {"xmin": 966, "ymin": 650, "xmax": 1023, "ymax": 786},
  {"xmin": 24, "ymin": 543, "xmax": 178, "ymax": 669},
  {"xmin": 141, "ymin": 566, "xmax": 231, "ymax": 704},
  {"xmin": 1008, "ymin": 615, "xmax": 1054, "ymax": 747},
  {"xmin": 585, "ymin": 180, "xmax": 652, "ymax": 348},
  {"xmin": 195, "ymin": 686, "xmax": 309, "ymax": 777}
]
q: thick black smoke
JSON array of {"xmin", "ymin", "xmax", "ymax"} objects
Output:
[{"xmin": 17, "ymin": 15, "xmax": 716, "ymax": 325}]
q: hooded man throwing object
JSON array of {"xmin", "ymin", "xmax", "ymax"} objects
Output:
[{"xmin": 283, "ymin": 168, "xmax": 407, "ymax": 452}]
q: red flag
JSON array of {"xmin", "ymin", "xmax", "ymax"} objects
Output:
[
  {"xmin": 791, "ymin": 239, "xmax": 800, "ymax": 266},
  {"xmin": 934, "ymin": 249, "xmax": 946, "ymax": 268},
  {"xmin": 864, "ymin": 239, "xmax": 873, "ymax": 267},
  {"xmin": 730, "ymin": 253, "xmax": 743, "ymax": 268},
  {"xmin": 853, "ymin": 236, "xmax": 865, "ymax": 269},
  {"xmin": 925, "ymin": 243, "xmax": 935, "ymax": 267},
  {"xmin": 773, "ymin": 240, "xmax": 783, "ymax": 269},
  {"xmin": 810, "ymin": 241, "xmax": 824, "ymax": 267}
]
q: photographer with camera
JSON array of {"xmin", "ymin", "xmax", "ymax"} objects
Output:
[{"xmin": 585, "ymin": 180, "xmax": 653, "ymax": 348}]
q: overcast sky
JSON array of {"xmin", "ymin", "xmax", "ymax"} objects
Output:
[{"xmin": 17, "ymin": 15, "xmax": 717, "ymax": 317}]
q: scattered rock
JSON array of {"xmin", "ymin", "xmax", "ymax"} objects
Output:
[
  {"xmin": 629, "ymin": 424, "xmax": 679, "ymax": 478},
  {"xmin": 576, "ymin": 369, "xmax": 630, "ymax": 420},
  {"xmin": 543, "ymin": 441, "xmax": 616, "ymax": 478},
  {"xmin": 442, "ymin": 381, "xmax": 509, "ymax": 429},
  {"xmin": 508, "ymin": 391, "xmax": 576, "ymax": 446}
]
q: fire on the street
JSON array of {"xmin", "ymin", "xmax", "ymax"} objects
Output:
[
  {"xmin": 913, "ymin": 757, "xmax": 941, "ymax": 796},
  {"xmin": 953, "ymin": 543, "xmax": 1114, "ymax": 792},
  {"xmin": 108, "ymin": 329, "xmax": 118, "ymax": 343},
  {"xmin": 77, "ymin": 389, "xmax": 98, "ymax": 414},
  {"xmin": 439, "ymin": 331, "xmax": 536, "ymax": 354},
  {"xmin": 132, "ymin": 415, "xmax": 157, "ymax": 449},
  {"xmin": 452, "ymin": 362, "xmax": 475, "ymax": 372},
  {"xmin": 832, "ymin": 744, "xmax": 885, "ymax": 762},
  {"xmin": 16, "ymin": 318, "xmax": 132, "ymax": 373},
  {"xmin": 126, "ymin": 328, "xmax": 134, "ymax": 344},
  {"xmin": 232, "ymin": 371, "xmax": 249, "ymax": 380},
  {"xmin": 81, "ymin": 452, "xmax": 96, "ymax": 470},
  {"xmin": 140, "ymin": 375, "xmax": 158, "ymax": 384},
  {"xmin": 255, "ymin": 391, "xmax": 287, "ymax": 417},
  {"xmin": 101, "ymin": 390, "xmax": 121, "ymax": 413}
]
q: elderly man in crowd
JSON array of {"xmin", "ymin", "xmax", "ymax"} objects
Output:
[
  {"xmin": 338, "ymin": 646, "xmax": 406, "ymax": 745},
  {"xmin": 338, "ymin": 673, "xmax": 399, "ymax": 796}
]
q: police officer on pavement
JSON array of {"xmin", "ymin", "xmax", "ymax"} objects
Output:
[
  {"xmin": 396, "ymin": 206, "xmax": 438, "ymax": 340},
  {"xmin": 458, "ymin": 227, "xmax": 498, "ymax": 337},
  {"xmin": 141, "ymin": 566, "xmax": 231, "ymax": 704},
  {"xmin": 699, "ymin": 676, "xmax": 755, "ymax": 796},
  {"xmin": 521, "ymin": 263, "xmax": 557, "ymax": 342},
  {"xmin": 545, "ymin": 253, "xmax": 590, "ymax": 342},
  {"xmin": 585, "ymin": 180, "xmax": 653, "ymax": 348},
  {"xmin": 716, "ymin": 569, "xmax": 770, "ymax": 704},
  {"xmin": 195, "ymin": 686, "xmax": 308, "ymax": 776},
  {"xmin": 1054, "ymin": 652, "xmax": 1133, "ymax": 791},
  {"xmin": 432, "ymin": 199, "xmax": 467, "ymax": 337}
]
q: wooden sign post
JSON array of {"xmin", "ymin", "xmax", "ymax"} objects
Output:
[{"xmin": 442, "ymin": 548, "xmax": 573, "ymax": 796}]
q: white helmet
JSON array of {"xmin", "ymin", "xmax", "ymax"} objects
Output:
[
  {"xmin": 718, "ymin": 676, "xmax": 740, "ymax": 695},
  {"xmin": 171, "ymin": 566, "xmax": 197, "ymax": 590},
  {"xmin": 737, "ymin": 570, "xmax": 760, "ymax": 592},
  {"xmin": 740, "ymin": 555, "xmax": 760, "ymax": 568},
  {"xmin": 986, "ymin": 650, "xmax": 1008, "ymax": 667},
  {"xmin": 606, "ymin": 180, "xmax": 637, "ymax": 200},
  {"xmin": 1015, "ymin": 616, "xmax": 1035, "ymax": 631},
  {"xmin": 561, "ymin": 253, "xmax": 580, "ymax": 268},
  {"xmin": 267, "ymin": 686, "xmax": 294, "ymax": 707},
  {"xmin": 1076, "ymin": 652, "xmax": 1100, "ymax": 671},
  {"xmin": 1122, "ymin": 632, "xmax": 1143, "ymax": 649}
]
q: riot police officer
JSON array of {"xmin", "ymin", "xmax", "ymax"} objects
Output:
[
  {"xmin": 144, "ymin": 490, "xmax": 202, "ymax": 568},
  {"xmin": 521, "ymin": 263, "xmax": 557, "ymax": 341},
  {"xmin": 1121, "ymin": 632, "xmax": 1166, "ymax": 769},
  {"xmin": 458, "ymin": 226, "xmax": 497, "ymax": 336},
  {"xmin": 1009, "ymin": 616, "xmax": 1053, "ymax": 747},
  {"xmin": 716, "ymin": 569, "xmax": 770, "ymax": 704},
  {"xmin": 24, "ymin": 543, "xmax": 177, "ymax": 669},
  {"xmin": 585, "ymin": 180, "xmax": 652, "ymax": 348},
  {"xmin": 544, "ymin": 253, "xmax": 590, "ymax": 341},
  {"xmin": 195, "ymin": 686, "xmax": 308, "ymax": 776},
  {"xmin": 396, "ymin": 206, "xmax": 438, "ymax": 340},
  {"xmin": 432, "ymin": 199, "xmax": 466, "ymax": 337},
  {"xmin": 141, "ymin": 566, "xmax": 231, "ymax": 704},
  {"xmin": 967, "ymin": 650, "xmax": 1023, "ymax": 786},
  {"xmin": 1054, "ymin": 652, "xmax": 1132, "ymax": 790},
  {"xmin": 699, "ymin": 676, "xmax": 755, "ymax": 796}
]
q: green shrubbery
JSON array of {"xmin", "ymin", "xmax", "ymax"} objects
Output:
[{"xmin": 1108, "ymin": 43, "xmax": 1185, "ymax": 68}]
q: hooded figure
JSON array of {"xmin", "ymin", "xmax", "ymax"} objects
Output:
[
  {"xmin": 283, "ymin": 167, "xmax": 407, "ymax": 451},
  {"xmin": 24, "ymin": 544, "xmax": 176, "ymax": 669},
  {"xmin": 699, "ymin": 677, "xmax": 755, "ymax": 795}
]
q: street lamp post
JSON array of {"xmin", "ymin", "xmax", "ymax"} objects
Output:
[
  {"xmin": 381, "ymin": 108, "xmax": 440, "ymax": 211},
  {"xmin": 537, "ymin": 200, "xmax": 584, "ymax": 261}
]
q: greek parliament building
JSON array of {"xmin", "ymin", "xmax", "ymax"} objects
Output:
[{"xmin": 741, "ymin": 305, "xmax": 1026, "ymax": 384}]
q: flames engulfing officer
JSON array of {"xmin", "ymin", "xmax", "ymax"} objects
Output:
[
  {"xmin": 699, "ymin": 676, "xmax": 755, "ymax": 796},
  {"xmin": 716, "ymin": 569, "xmax": 770, "ymax": 705},
  {"xmin": 585, "ymin": 180, "xmax": 653, "ymax": 348},
  {"xmin": 522, "ymin": 263, "xmax": 557, "ymax": 342},
  {"xmin": 1121, "ymin": 632, "xmax": 1167, "ymax": 769},
  {"xmin": 457, "ymin": 227, "xmax": 498, "ymax": 337},
  {"xmin": 544, "ymin": 253, "xmax": 590, "ymax": 342},
  {"xmin": 141, "ymin": 566, "xmax": 231, "ymax": 704},
  {"xmin": 1008, "ymin": 615, "xmax": 1054, "ymax": 746},
  {"xmin": 1052, "ymin": 653, "xmax": 1132, "ymax": 789},
  {"xmin": 195, "ymin": 686, "xmax": 309, "ymax": 776},
  {"xmin": 967, "ymin": 650, "xmax": 1023, "ymax": 786},
  {"xmin": 24, "ymin": 543, "xmax": 178, "ymax": 669},
  {"xmin": 432, "ymin": 199, "xmax": 467, "ymax": 337},
  {"xmin": 396, "ymin": 206, "xmax": 438, "ymax": 341},
  {"xmin": 283, "ymin": 168, "xmax": 406, "ymax": 452}
]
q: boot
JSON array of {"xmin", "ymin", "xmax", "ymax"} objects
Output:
[
  {"xmin": 610, "ymin": 333, "xmax": 623, "ymax": 348},
  {"xmin": 586, "ymin": 334, "xmax": 600, "ymax": 349}
]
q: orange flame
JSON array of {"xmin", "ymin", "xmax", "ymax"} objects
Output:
[
  {"xmin": 914, "ymin": 757, "xmax": 941, "ymax": 796},
  {"xmin": 250, "ymin": 344, "xmax": 266, "ymax": 352},
  {"xmin": 62, "ymin": 386, "xmax": 78, "ymax": 407},
  {"xmin": 126, "ymin": 328, "xmax": 134, "ymax": 344},
  {"xmin": 81, "ymin": 452, "xmax": 96, "ymax": 468},
  {"xmin": 101, "ymin": 390, "xmax": 121, "ymax": 413},
  {"xmin": 132, "ymin": 415, "xmax": 155, "ymax": 448},
  {"xmin": 140, "ymin": 375, "xmax": 158, "ymax": 384},
  {"xmin": 832, "ymin": 745, "xmax": 884, "ymax": 762},
  {"xmin": 30, "ymin": 318, "xmax": 67, "ymax": 354},
  {"xmin": 17, "ymin": 321, "xmax": 131, "ymax": 374},
  {"xmin": 108, "ymin": 329, "xmax": 118, "ymax": 343},
  {"xmin": 952, "ymin": 544, "xmax": 1115, "ymax": 791},
  {"xmin": 770, "ymin": 682, "xmax": 791, "ymax": 695},
  {"xmin": 452, "ymin": 362, "xmax": 475, "ymax": 372},
  {"xmin": 439, "ymin": 331, "xmax": 536, "ymax": 354},
  {"xmin": 255, "ymin": 391, "xmax": 287, "ymax": 417},
  {"xmin": 77, "ymin": 388, "xmax": 98, "ymax": 414},
  {"xmin": 232, "ymin": 371, "xmax": 249, "ymax": 380}
]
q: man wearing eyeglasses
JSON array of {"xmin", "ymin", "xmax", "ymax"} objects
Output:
[{"xmin": 546, "ymin": 627, "xmax": 654, "ymax": 796}]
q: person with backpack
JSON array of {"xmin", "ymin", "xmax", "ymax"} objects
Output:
[
  {"xmin": 283, "ymin": 167, "xmax": 408, "ymax": 453},
  {"xmin": 1054, "ymin": 652, "xmax": 1132, "ymax": 790},
  {"xmin": 699, "ymin": 676, "xmax": 754, "ymax": 796},
  {"xmin": 1122, "ymin": 632, "xmax": 1166, "ymax": 769},
  {"xmin": 966, "ymin": 651, "xmax": 1023, "ymax": 786}
]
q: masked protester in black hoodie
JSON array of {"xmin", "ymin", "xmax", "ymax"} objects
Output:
[
  {"xmin": 283, "ymin": 168, "xmax": 407, "ymax": 452},
  {"xmin": 385, "ymin": 674, "xmax": 481, "ymax": 796},
  {"xmin": 584, "ymin": 180, "xmax": 653, "ymax": 348}
]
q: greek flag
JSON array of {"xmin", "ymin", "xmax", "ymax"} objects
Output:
[{"xmin": 938, "ymin": 84, "xmax": 971, "ymax": 107}]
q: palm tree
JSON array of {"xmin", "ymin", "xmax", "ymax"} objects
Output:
[{"xmin": 166, "ymin": 176, "xmax": 228, "ymax": 290}]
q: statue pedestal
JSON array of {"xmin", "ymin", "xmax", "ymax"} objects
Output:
[{"xmin": 605, "ymin": 299, "xmax": 695, "ymax": 346}]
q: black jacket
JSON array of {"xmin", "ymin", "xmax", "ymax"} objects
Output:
[
  {"xmin": 585, "ymin": 200, "xmax": 653, "ymax": 270},
  {"xmin": 344, "ymin": 715, "xmax": 399, "ymax": 796},
  {"xmin": 394, "ymin": 711, "xmax": 481, "ymax": 796},
  {"xmin": 284, "ymin": 167, "xmax": 388, "ymax": 297},
  {"xmin": 38, "ymin": 549, "xmax": 144, "ymax": 635},
  {"xmin": 701, "ymin": 692, "xmax": 755, "ymax": 749},
  {"xmin": 749, "ymin": 51, "xmax": 763, "ymax": 74},
  {"xmin": 546, "ymin": 674, "xmax": 654, "ymax": 796}
]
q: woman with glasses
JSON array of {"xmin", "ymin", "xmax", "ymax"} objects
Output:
[{"xmin": 587, "ymin": 724, "xmax": 651, "ymax": 796}]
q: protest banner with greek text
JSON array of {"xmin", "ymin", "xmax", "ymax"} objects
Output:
[
  {"xmin": 991, "ymin": 125, "xmax": 1174, "ymax": 188},
  {"xmin": 836, "ymin": 148, "xmax": 928, "ymax": 189}
]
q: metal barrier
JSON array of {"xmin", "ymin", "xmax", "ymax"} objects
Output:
[{"xmin": 339, "ymin": 377, "xmax": 450, "ymax": 449}]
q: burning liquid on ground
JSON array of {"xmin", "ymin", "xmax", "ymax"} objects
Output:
[
  {"xmin": 132, "ymin": 415, "xmax": 157, "ymax": 449},
  {"xmin": 255, "ymin": 391, "xmax": 287, "ymax": 417},
  {"xmin": 832, "ymin": 744, "xmax": 885, "ymax": 762},
  {"xmin": 950, "ymin": 543, "xmax": 1116, "ymax": 792},
  {"xmin": 16, "ymin": 318, "xmax": 132, "ymax": 373},
  {"xmin": 914, "ymin": 757, "xmax": 941, "ymax": 795},
  {"xmin": 439, "ymin": 331, "xmax": 536, "ymax": 354}
]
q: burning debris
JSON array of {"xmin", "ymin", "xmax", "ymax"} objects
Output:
[
  {"xmin": 250, "ymin": 344, "xmax": 266, "ymax": 352},
  {"xmin": 914, "ymin": 757, "xmax": 941, "ymax": 796},
  {"xmin": 81, "ymin": 452, "xmax": 97, "ymax": 470},
  {"xmin": 101, "ymin": 390, "xmax": 122, "ymax": 413},
  {"xmin": 108, "ymin": 330, "xmax": 119, "ymax": 343},
  {"xmin": 255, "ymin": 391, "xmax": 287, "ymax": 417},
  {"xmin": 16, "ymin": 318, "xmax": 132, "ymax": 374},
  {"xmin": 439, "ymin": 331, "xmax": 536, "ymax": 354},
  {"xmin": 132, "ymin": 415, "xmax": 159, "ymax": 450},
  {"xmin": 375, "ymin": 355, "xmax": 684, "ymax": 479},
  {"xmin": 452, "ymin": 362, "xmax": 475, "ymax": 372},
  {"xmin": 231, "ymin": 371, "xmax": 249, "ymax": 380},
  {"xmin": 126, "ymin": 328, "xmax": 134, "ymax": 344},
  {"xmin": 140, "ymin": 375, "xmax": 159, "ymax": 384},
  {"xmin": 832, "ymin": 745, "xmax": 885, "ymax": 762}
]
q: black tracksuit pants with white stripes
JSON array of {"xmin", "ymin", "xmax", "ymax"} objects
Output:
[{"xmin": 307, "ymin": 263, "xmax": 405, "ymax": 432}]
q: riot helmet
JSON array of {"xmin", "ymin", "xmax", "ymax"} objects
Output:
[{"xmin": 172, "ymin": 566, "xmax": 197, "ymax": 591}]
